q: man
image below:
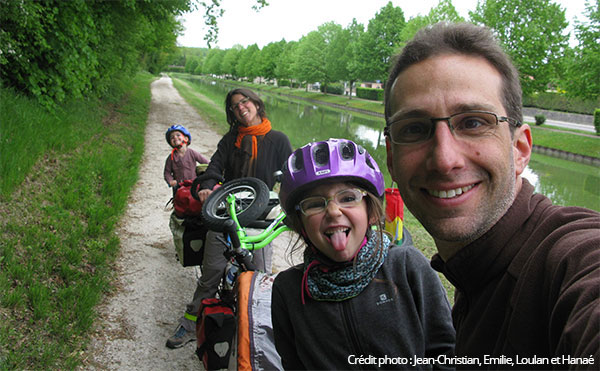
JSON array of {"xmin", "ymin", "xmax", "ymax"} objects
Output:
[{"xmin": 384, "ymin": 22, "xmax": 599, "ymax": 366}]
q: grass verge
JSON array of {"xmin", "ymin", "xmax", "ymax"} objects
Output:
[{"xmin": 0, "ymin": 71, "xmax": 154, "ymax": 369}]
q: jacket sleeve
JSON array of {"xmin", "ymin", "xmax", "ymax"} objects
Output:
[
  {"xmin": 190, "ymin": 148, "xmax": 209, "ymax": 164},
  {"xmin": 164, "ymin": 156, "xmax": 174, "ymax": 185},
  {"xmin": 403, "ymin": 243, "xmax": 456, "ymax": 369},
  {"xmin": 271, "ymin": 277, "xmax": 305, "ymax": 370},
  {"xmin": 551, "ymin": 226, "xmax": 600, "ymax": 361}
]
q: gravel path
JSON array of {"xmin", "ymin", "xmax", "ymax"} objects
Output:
[{"xmin": 81, "ymin": 75, "xmax": 294, "ymax": 370}]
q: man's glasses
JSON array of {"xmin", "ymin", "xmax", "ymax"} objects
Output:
[
  {"xmin": 384, "ymin": 110, "xmax": 522, "ymax": 145},
  {"xmin": 296, "ymin": 188, "xmax": 367, "ymax": 216},
  {"xmin": 230, "ymin": 97, "xmax": 250, "ymax": 112}
]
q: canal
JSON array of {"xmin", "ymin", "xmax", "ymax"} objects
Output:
[{"xmin": 180, "ymin": 76, "xmax": 600, "ymax": 212}]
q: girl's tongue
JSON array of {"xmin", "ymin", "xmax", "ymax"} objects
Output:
[{"xmin": 328, "ymin": 230, "xmax": 348, "ymax": 251}]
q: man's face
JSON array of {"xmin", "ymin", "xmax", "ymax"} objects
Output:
[{"xmin": 385, "ymin": 54, "xmax": 531, "ymax": 259}]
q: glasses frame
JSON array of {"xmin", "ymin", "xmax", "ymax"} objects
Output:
[
  {"xmin": 296, "ymin": 188, "xmax": 368, "ymax": 216},
  {"xmin": 230, "ymin": 97, "xmax": 251, "ymax": 112},
  {"xmin": 384, "ymin": 110, "xmax": 522, "ymax": 145}
]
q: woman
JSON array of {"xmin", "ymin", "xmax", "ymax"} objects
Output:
[{"xmin": 166, "ymin": 88, "xmax": 293, "ymax": 349}]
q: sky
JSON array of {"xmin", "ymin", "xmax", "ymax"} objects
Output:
[{"xmin": 176, "ymin": 0, "xmax": 590, "ymax": 50}]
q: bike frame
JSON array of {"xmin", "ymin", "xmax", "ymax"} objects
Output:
[{"xmin": 225, "ymin": 192, "xmax": 291, "ymax": 252}]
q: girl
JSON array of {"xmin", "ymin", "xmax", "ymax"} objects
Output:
[{"xmin": 273, "ymin": 138, "xmax": 455, "ymax": 370}]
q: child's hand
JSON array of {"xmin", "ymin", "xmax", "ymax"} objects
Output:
[{"xmin": 169, "ymin": 180, "xmax": 178, "ymax": 187}]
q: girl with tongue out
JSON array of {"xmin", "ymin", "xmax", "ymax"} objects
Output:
[{"xmin": 272, "ymin": 139, "xmax": 455, "ymax": 370}]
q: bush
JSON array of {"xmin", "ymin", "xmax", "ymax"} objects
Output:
[
  {"xmin": 356, "ymin": 87, "xmax": 384, "ymax": 101},
  {"xmin": 523, "ymin": 92, "xmax": 599, "ymax": 115},
  {"xmin": 534, "ymin": 114, "xmax": 546, "ymax": 126},
  {"xmin": 320, "ymin": 83, "xmax": 344, "ymax": 95},
  {"xmin": 278, "ymin": 79, "xmax": 290, "ymax": 87},
  {"xmin": 594, "ymin": 109, "xmax": 600, "ymax": 136}
]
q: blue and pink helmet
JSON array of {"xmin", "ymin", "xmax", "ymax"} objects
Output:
[
  {"xmin": 279, "ymin": 138, "xmax": 384, "ymax": 214},
  {"xmin": 165, "ymin": 124, "xmax": 191, "ymax": 147}
]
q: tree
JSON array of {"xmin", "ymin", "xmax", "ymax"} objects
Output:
[
  {"xmin": 200, "ymin": 0, "xmax": 268, "ymax": 48},
  {"xmin": 236, "ymin": 44, "xmax": 260, "ymax": 81},
  {"xmin": 562, "ymin": 0, "xmax": 600, "ymax": 100},
  {"xmin": 257, "ymin": 40, "xmax": 286, "ymax": 83},
  {"xmin": 401, "ymin": 0, "xmax": 465, "ymax": 41},
  {"xmin": 293, "ymin": 31, "xmax": 327, "ymax": 90},
  {"xmin": 356, "ymin": 2, "xmax": 406, "ymax": 83},
  {"xmin": 203, "ymin": 48, "xmax": 225, "ymax": 75},
  {"xmin": 221, "ymin": 45, "xmax": 242, "ymax": 78},
  {"xmin": 321, "ymin": 22, "xmax": 348, "ymax": 90},
  {"xmin": 470, "ymin": 0, "xmax": 569, "ymax": 95},
  {"xmin": 274, "ymin": 41, "xmax": 298, "ymax": 84},
  {"xmin": 345, "ymin": 19, "xmax": 366, "ymax": 98}
]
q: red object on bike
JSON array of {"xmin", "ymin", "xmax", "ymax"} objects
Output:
[
  {"xmin": 174, "ymin": 180, "xmax": 204, "ymax": 218},
  {"xmin": 384, "ymin": 188, "xmax": 404, "ymax": 244}
]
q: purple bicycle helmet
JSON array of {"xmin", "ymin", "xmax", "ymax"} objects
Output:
[
  {"xmin": 279, "ymin": 138, "xmax": 384, "ymax": 214},
  {"xmin": 165, "ymin": 124, "xmax": 191, "ymax": 147}
]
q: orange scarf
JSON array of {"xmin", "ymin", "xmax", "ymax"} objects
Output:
[{"xmin": 234, "ymin": 118, "xmax": 272, "ymax": 159}]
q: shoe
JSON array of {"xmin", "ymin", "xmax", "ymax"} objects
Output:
[{"xmin": 166, "ymin": 325, "xmax": 195, "ymax": 349}]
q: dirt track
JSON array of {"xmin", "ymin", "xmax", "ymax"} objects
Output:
[{"xmin": 82, "ymin": 76, "xmax": 294, "ymax": 370}]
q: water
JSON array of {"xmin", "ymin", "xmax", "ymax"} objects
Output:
[{"xmin": 180, "ymin": 76, "xmax": 600, "ymax": 212}]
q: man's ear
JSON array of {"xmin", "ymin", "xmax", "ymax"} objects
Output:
[
  {"xmin": 385, "ymin": 137, "xmax": 396, "ymax": 180},
  {"xmin": 513, "ymin": 124, "xmax": 532, "ymax": 176}
]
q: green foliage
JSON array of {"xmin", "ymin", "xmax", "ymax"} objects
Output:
[
  {"xmin": 561, "ymin": 0, "xmax": 600, "ymax": 100},
  {"xmin": 401, "ymin": 0, "xmax": 465, "ymax": 41},
  {"xmin": 320, "ymin": 83, "xmax": 344, "ymax": 95},
  {"xmin": 0, "ymin": 0, "xmax": 192, "ymax": 108},
  {"xmin": 523, "ymin": 91, "xmax": 599, "ymax": 115},
  {"xmin": 595, "ymin": 109, "xmax": 600, "ymax": 136},
  {"xmin": 356, "ymin": 87, "xmax": 384, "ymax": 101},
  {"xmin": 469, "ymin": 0, "xmax": 569, "ymax": 96},
  {"xmin": 293, "ymin": 31, "xmax": 327, "ymax": 85},
  {"xmin": 534, "ymin": 114, "xmax": 546, "ymax": 126},
  {"xmin": 356, "ymin": 2, "xmax": 406, "ymax": 82}
]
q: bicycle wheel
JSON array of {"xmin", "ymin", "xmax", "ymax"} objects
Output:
[{"xmin": 202, "ymin": 177, "xmax": 270, "ymax": 232}]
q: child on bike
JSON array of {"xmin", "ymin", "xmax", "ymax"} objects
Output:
[
  {"xmin": 163, "ymin": 124, "xmax": 209, "ymax": 187},
  {"xmin": 273, "ymin": 138, "xmax": 455, "ymax": 369}
]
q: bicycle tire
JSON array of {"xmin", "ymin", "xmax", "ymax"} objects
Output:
[{"xmin": 202, "ymin": 177, "xmax": 270, "ymax": 232}]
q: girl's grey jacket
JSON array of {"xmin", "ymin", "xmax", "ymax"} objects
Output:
[{"xmin": 271, "ymin": 230, "xmax": 456, "ymax": 370}]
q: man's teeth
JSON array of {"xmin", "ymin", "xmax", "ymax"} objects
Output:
[{"xmin": 428, "ymin": 185, "xmax": 474, "ymax": 199}]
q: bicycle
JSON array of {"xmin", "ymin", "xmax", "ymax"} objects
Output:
[{"xmin": 191, "ymin": 175, "xmax": 290, "ymax": 370}]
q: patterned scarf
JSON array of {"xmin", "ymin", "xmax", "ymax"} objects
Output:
[{"xmin": 301, "ymin": 229, "xmax": 389, "ymax": 303}]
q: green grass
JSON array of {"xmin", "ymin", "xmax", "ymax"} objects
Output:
[
  {"xmin": 0, "ymin": 71, "xmax": 154, "ymax": 369},
  {"xmin": 529, "ymin": 125, "xmax": 600, "ymax": 158}
]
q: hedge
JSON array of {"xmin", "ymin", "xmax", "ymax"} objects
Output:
[
  {"xmin": 523, "ymin": 92, "xmax": 599, "ymax": 115},
  {"xmin": 356, "ymin": 87, "xmax": 384, "ymax": 101}
]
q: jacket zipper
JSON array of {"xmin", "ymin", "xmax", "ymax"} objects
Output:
[{"xmin": 342, "ymin": 300, "xmax": 362, "ymax": 359}]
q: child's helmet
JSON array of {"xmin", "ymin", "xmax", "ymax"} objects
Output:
[
  {"xmin": 165, "ymin": 125, "xmax": 192, "ymax": 147},
  {"xmin": 279, "ymin": 138, "xmax": 384, "ymax": 214}
]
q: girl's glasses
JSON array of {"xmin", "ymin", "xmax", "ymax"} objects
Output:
[{"xmin": 297, "ymin": 188, "xmax": 367, "ymax": 216}]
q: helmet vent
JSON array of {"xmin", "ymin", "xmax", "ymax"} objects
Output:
[
  {"xmin": 366, "ymin": 156, "xmax": 375, "ymax": 170},
  {"xmin": 357, "ymin": 145, "xmax": 366, "ymax": 155},
  {"xmin": 340, "ymin": 142, "xmax": 355, "ymax": 160},
  {"xmin": 313, "ymin": 143, "xmax": 329, "ymax": 167},
  {"xmin": 290, "ymin": 152, "xmax": 304, "ymax": 172}
]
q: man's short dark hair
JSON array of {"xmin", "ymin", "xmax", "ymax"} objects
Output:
[{"xmin": 384, "ymin": 22, "xmax": 522, "ymax": 131}]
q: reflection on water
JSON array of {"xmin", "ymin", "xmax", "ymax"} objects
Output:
[{"xmin": 180, "ymin": 76, "xmax": 600, "ymax": 212}]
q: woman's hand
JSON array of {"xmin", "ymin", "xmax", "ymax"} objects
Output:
[
  {"xmin": 198, "ymin": 188, "xmax": 212, "ymax": 202},
  {"xmin": 169, "ymin": 180, "xmax": 178, "ymax": 187}
]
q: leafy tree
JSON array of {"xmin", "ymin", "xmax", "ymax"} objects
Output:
[
  {"xmin": 562, "ymin": 0, "xmax": 600, "ymax": 100},
  {"xmin": 221, "ymin": 45, "xmax": 242, "ymax": 78},
  {"xmin": 257, "ymin": 40, "xmax": 286, "ymax": 83},
  {"xmin": 200, "ymin": 0, "xmax": 268, "ymax": 47},
  {"xmin": 293, "ymin": 31, "xmax": 327, "ymax": 90},
  {"xmin": 470, "ymin": 0, "xmax": 569, "ymax": 95},
  {"xmin": 356, "ymin": 2, "xmax": 406, "ymax": 83},
  {"xmin": 203, "ymin": 48, "xmax": 226, "ymax": 75},
  {"xmin": 321, "ymin": 22, "xmax": 348, "ymax": 90},
  {"xmin": 274, "ymin": 41, "xmax": 298, "ymax": 84},
  {"xmin": 401, "ymin": 0, "xmax": 465, "ymax": 41},
  {"xmin": 0, "ymin": 0, "xmax": 193, "ymax": 108},
  {"xmin": 345, "ymin": 19, "xmax": 366, "ymax": 98},
  {"xmin": 236, "ymin": 44, "xmax": 260, "ymax": 81}
]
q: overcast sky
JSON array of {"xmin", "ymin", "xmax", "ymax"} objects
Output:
[{"xmin": 177, "ymin": 0, "xmax": 590, "ymax": 49}]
